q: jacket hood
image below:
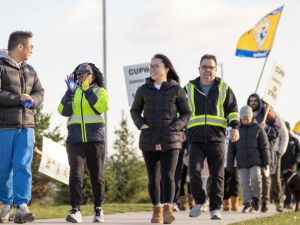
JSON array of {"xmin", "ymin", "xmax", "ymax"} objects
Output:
[
  {"xmin": 0, "ymin": 50, "xmax": 23, "ymax": 69},
  {"xmin": 146, "ymin": 77, "xmax": 178, "ymax": 90},
  {"xmin": 247, "ymin": 93, "xmax": 263, "ymax": 115}
]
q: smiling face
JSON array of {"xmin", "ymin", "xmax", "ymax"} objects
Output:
[
  {"xmin": 77, "ymin": 65, "xmax": 95, "ymax": 86},
  {"xmin": 149, "ymin": 58, "xmax": 169, "ymax": 83}
]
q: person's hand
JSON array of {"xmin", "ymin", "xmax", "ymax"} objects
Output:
[
  {"xmin": 180, "ymin": 131, "xmax": 186, "ymax": 142},
  {"xmin": 65, "ymin": 74, "xmax": 78, "ymax": 92},
  {"xmin": 141, "ymin": 124, "xmax": 149, "ymax": 130},
  {"xmin": 261, "ymin": 122, "xmax": 266, "ymax": 129},
  {"xmin": 82, "ymin": 78, "xmax": 89, "ymax": 91},
  {"xmin": 20, "ymin": 94, "xmax": 34, "ymax": 108},
  {"xmin": 155, "ymin": 144, "xmax": 162, "ymax": 151},
  {"xmin": 230, "ymin": 129, "xmax": 240, "ymax": 142}
]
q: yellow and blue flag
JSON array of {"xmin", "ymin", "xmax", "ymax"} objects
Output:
[{"xmin": 236, "ymin": 6, "xmax": 283, "ymax": 58}]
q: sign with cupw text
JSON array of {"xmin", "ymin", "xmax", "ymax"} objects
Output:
[
  {"xmin": 262, "ymin": 60, "xmax": 286, "ymax": 108},
  {"xmin": 124, "ymin": 63, "xmax": 150, "ymax": 106}
]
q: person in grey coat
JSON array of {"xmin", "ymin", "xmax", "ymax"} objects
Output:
[{"xmin": 227, "ymin": 106, "xmax": 270, "ymax": 213}]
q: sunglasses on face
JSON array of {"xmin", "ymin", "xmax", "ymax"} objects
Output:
[{"xmin": 76, "ymin": 70, "xmax": 93, "ymax": 76}]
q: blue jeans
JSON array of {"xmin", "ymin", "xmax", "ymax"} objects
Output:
[{"xmin": 0, "ymin": 128, "xmax": 34, "ymax": 207}]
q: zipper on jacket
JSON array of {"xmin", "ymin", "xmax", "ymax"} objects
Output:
[
  {"xmin": 80, "ymin": 92, "xmax": 86, "ymax": 142},
  {"xmin": 19, "ymin": 68, "xmax": 26, "ymax": 129}
]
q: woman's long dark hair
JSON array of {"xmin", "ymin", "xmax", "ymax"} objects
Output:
[
  {"xmin": 152, "ymin": 54, "xmax": 180, "ymax": 85},
  {"xmin": 73, "ymin": 63, "xmax": 105, "ymax": 88}
]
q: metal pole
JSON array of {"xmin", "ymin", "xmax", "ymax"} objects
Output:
[
  {"xmin": 255, "ymin": 52, "xmax": 269, "ymax": 93},
  {"xmin": 103, "ymin": 0, "xmax": 107, "ymax": 158},
  {"xmin": 219, "ymin": 63, "xmax": 223, "ymax": 80}
]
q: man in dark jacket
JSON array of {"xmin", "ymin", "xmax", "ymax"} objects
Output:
[
  {"xmin": 0, "ymin": 31, "xmax": 44, "ymax": 223},
  {"xmin": 227, "ymin": 106, "xmax": 270, "ymax": 213},
  {"xmin": 247, "ymin": 93, "xmax": 280, "ymax": 212},
  {"xmin": 185, "ymin": 54, "xmax": 240, "ymax": 220},
  {"xmin": 281, "ymin": 122, "xmax": 300, "ymax": 209}
]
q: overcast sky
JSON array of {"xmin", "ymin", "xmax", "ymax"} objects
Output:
[{"xmin": 1, "ymin": 0, "xmax": 299, "ymax": 154}]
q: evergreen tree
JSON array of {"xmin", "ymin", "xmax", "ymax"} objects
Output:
[
  {"xmin": 30, "ymin": 105, "xmax": 65, "ymax": 204},
  {"xmin": 105, "ymin": 110, "xmax": 148, "ymax": 203}
]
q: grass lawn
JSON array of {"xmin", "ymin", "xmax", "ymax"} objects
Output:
[
  {"xmin": 230, "ymin": 211, "xmax": 300, "ymax": 225},
  {"xmin": 29, "ymin": 203, "xmax": 152, "ymax": 220}
]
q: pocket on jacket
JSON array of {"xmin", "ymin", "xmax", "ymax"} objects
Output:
[
  {"xmin": 161, "ymin": 128, "xmax": 181, "ymax": 143},
  {"xmin": 140, "ymin": 128, "xmax": 157, "ymax": 144},
  {"xmin": 67, "ymin": 124, "xmax": 83, "ymax": 142},
  {"xmin": 85, "ymin": 123, "xmax": 105, "ymax": 142}
]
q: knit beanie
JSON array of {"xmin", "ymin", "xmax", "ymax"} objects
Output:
[{"xmin": 240, "ymin": 106, "xmax": 253, "ymax": 119}]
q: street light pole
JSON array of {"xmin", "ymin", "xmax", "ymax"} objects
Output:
[{"xmin": 103, "ymin": 0, "xmax": 107, "ymax": 158}]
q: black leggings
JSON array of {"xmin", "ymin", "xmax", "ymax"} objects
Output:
[
  {"xmin": 223, "ymin": 167, "xmax": 240, "ymax": 200},
  {"xmin": 66, "ymin": 141, "xmax": 105, "ymax": 209},
  {"xmin": 143, "ymin": 150, "xmax": 179, "ymax": 205}
]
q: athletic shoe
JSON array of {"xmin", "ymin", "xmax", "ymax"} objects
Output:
[
  {"xmin": 0, "ymin": 205, "xmax": 14, "ymax": 223},
  {"xmin": 202, "ymin": 199, "xmax": 209, "ymax": 212},
  {"xmin": 261, "ymin": 201, "xmax": 268, "ymax": 213},
  {"xmin": 210, "ymin": 209, "xmax": 221, "ymax": 220},
  {"xmin": 172, "ymin": 203, "xmax": 179, "ymax": 212},
  {"xmin": 14, "ymin": 204, "xmax": 35, "ymax": 224},
  {"xmin": 242, "ymin": 202, "xmax": 253, "ymax": 213},
  {"xmin": 66, "ymin": 208, "xmax": 82, "ymax": 223},
  {"xmin": 252, "ymin": 198, "xmax": 260, "ymax": 213},
  {"xmin": 93, "ymin": 207, "xmax": 104, "ymax": 223},
  {"xmin": 276, "ymin": 204, "xmax": 284, "ymax": 212},
  {"xmin": 189, "ymin": 204, "xmax": 204, "ymax": 218}
]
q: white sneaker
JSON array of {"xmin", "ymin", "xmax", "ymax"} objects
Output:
[
  {"xmin": 189, "ymin": 203, "xmax": 204, "ymax": 218},
  {"xmin": 66, "ymin": 208, "xmax": 82, "ymax": 223},
  {"xmin": 93, "ymin": 207, "xmax": 104, "ymax": 222},
  {"xmin": 172, "ymin": 203, "xmax": 179, "ymax": 212},
  {"xmin": 0, "ymin": 205, "xmax": 14, "ymax": 223},
  {"xmin": 14, "ymin": 204, "xmax": 35, "ymax": 223},
  {"xmin": 210, "ymin": 209, "xmax": 222, "ymax": 220},
  {"xmin": 202, "ymin": 199, "xmax": 209, "ymax": 212}
]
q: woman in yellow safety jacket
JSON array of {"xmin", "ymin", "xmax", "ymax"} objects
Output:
[{"xmin": 58, "ymin": 63, "xmax": 108, "ymax": 223}]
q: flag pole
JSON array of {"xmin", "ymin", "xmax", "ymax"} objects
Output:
[{"xmin": 255, "ymin": 5, "xmax": 284, "ymax": 93}]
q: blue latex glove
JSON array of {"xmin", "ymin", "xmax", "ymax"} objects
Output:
[
  {"xmin": 169, "ymin": 126, "xmax": 175, "ymax": 130},
  {"xmin": 65, "ymin": 76, "xmax": 78, "ymax": 92},
  {"xmin": 21, "ymin": 99, "xmax": 35, "ymax": 108}
]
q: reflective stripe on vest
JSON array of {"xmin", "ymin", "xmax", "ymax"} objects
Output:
[
  {"xmin": 67, "ymin": 115, "xmax": 105, "ymax": 125},
  {"xmin": 228, "ymin": 112, "xmax": 240, "ymax": 124},
  {"xmin": 186, "ymin": 81, "xmax": 231, "ymax": 129}
]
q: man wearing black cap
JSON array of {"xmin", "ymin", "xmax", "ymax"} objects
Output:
[{"xmin": 281, "ymin": 122, "xmax": 300, "ymax": 209}]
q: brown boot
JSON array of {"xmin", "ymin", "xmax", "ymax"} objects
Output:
[
  {"xmin": 151, "ymin": 206, "xmax": 163, "ymax": 223},
  {"xmin": 179, "ymin": 196, "xmax": 186, "ymax": 211},
  {"xmin": 223, "ymin": 198, "xmax": 232, "ymax": 211},
  {"xmin": 163, "ymin": 205, "xmax": 175, "ymax": 224},
  {"xmin": 231, "ymin": 196, "xmax": 239, "ymax": 212},
  {"xmin": 187, "ymin": 194, "xmax": 195, "ymax": 209}
]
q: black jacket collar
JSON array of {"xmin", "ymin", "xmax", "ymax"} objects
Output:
[{"xmin": 146, "ymin": 77, "xmax": 178, "ymax": 90}]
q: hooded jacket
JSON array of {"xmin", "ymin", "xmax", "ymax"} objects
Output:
[
  {"xmin": 0, "ymin": 51, "xmax": 44, "ymax": 129},
  {"xmin": 281, "ymin": 133, "xmax": 300, "ymax": 170},
  {"xmin": 227, "ymin": 118, "xmax": 270, "ymax": 171},
  {"xmin": 272, "ymin": 110, "xmax": 288, "ymax": 155},
  {"xmin": 247, "ymin": 93, "xmax": 279, "ymax": 174},
  {"xmin": 130, "ymin": 77, "xmax": 192, "ymax": 152}
]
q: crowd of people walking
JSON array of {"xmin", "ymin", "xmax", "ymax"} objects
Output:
[{"xmin": 0, "ymin": 30, "xmax": 299, "ymax": 224}]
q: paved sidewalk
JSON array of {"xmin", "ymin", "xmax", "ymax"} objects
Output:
[{"xmin": 32, "ymin": 204, "xmax": 284, "ymax": 224}]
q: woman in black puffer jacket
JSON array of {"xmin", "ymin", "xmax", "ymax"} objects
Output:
[{"xmin": 130, "ymin": 54, "xmax": 191, "ymax": 224}]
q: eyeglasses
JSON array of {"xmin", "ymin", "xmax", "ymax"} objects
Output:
[
  {"xmin": 22, "ymin": 43, "xmax": 34, "ymax": 50},
  {"xmin": 149, "ymin": 64, "xmax": 160, "ymax": 70},
  {"xmin": 200, "ymin": 65, "xmax": 216, "ymax": 71},
  {"xmin": 76, "ymin": 70, "xmax": 93, "ymax": 76}
]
